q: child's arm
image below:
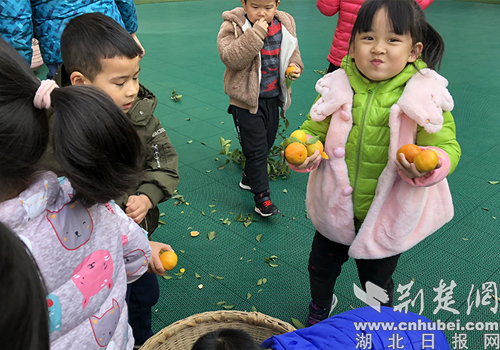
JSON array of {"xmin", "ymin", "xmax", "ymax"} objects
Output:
[
  {"xmin": 397, "ymin": 110, "xmax": 460, "ymax": 186},
  {"xmin": 114, "ymin": 0, "xmax": 139, "ymax": 33},
  {"xmin": 217, "ymin": 20, "xmax": 266, "ymax": 71},
  {"xmin": 138, "ymin": 117, "xmax": 180, "ymax": 207},
  {"xmin": 284, "ymin": 13, "xmax": 304, "ymax": 80},
  {"xmin": 316, "ymin": 0, "xmax": 341, "ymax": 16}
]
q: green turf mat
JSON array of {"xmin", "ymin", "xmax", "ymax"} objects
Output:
[{"xmin": 454, "ymin": 0, "xmax": 500, "ymax": 3}]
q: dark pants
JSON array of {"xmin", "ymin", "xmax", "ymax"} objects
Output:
[
  {"xmin": 327, "ymin": 63, "xmax": 341, "ymax": 74},
  {"xmin": 308, "ymin": 231, "xmax": 401, "ymax": 308},
  {"xmin": 126, "ymin": 272, "xmax": 160, "ymax": 345},
  {"xmin": 46, "ymin": 63, "xmax": 59, "ymax": 79},
  {"xmin": 229, "ymin": 97, "xmax": 280, "ymax": 195}
]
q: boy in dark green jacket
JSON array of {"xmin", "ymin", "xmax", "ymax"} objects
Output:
[{"xmin": 40, "ymin": 13, "xmax": 179, "ymax": 348}]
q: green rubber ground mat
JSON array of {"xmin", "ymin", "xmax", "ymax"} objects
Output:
[{"xmin": 455, "ymin": 0, "xmax": 500, "ymax": 3}]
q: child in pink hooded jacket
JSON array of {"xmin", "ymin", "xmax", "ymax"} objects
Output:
[
  {"xmin": 291, "ymin": 0, "xmax": 460, "ymax": 327},
  {"xmin": 317, "ymin": 0, "xmax": 434, "ymax": 73}
]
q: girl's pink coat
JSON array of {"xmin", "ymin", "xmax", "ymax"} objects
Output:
[
  {"xmin": 317, "ymin": 0, "xmax": 435, "ymax": 66},
  {"xmin": 300, "ymin": 68, "xmax": 454, "ymax": 259}
]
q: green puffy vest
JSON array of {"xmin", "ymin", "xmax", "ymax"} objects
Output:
[{"xmin": 300, "ymin": 56, "xmax": 460, "ymax": 222}]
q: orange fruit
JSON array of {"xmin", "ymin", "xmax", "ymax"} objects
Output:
[
  {"xmin": 414, "ymin": 149, "xmax": 439, "ymax": 172},
  {"xmin": 306, "ymin": 140, "xmax": 324, "ymax": 157},
  {"xmin": 286, "ymin": 66, "xmax": 296, "ymax": 78},
  {"xmin": 290, "ymin": 129, "xmax": 307, "ymax": 143},
  {"xmin": 397, "ymin": 144, "xmax": 421, "ymax": 164},
  {"xmin": 285, "ymin": 142, "xmax": 307, "ymax": 166},
  {"xmin": 159, "ymin": 251, "xmax": 178, "ymax": 271}
]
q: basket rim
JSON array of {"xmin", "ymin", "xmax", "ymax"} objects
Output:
[{"xmin": 140, "ymin": 310, "xmax": 295, "ymax": 350}]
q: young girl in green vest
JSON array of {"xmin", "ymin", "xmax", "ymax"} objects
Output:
[{"xmin": 288, "ymin": 0, "xmax": 461, "ymax": 326}]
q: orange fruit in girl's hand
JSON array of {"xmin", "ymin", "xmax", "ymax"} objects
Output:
[
  {"xmin": 286, "ymin": 66, "xmax": 296, "ymax": 78},
  {"xmin": 397, "ymin": 144, "xmax": 421, "ymax": 164},
  {"xmin": 306, "ymin": 140, "xmax": 324, "ymax": 157},
  {"xmin": 414, "ymin": 149, "xmax": 439, "ymax": 172},
  {"xmin": 159, "ymin": 251, "xmax": 177, "ymax": 271},
  {"xmin": 285, "ymin": 142, "xmax": 307, "ymax": 166},
  {"xmin": 290, "ymin": 129, "xmax": 307, "ymax": 143}
]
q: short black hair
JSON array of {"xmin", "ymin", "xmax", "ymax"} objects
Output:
[
  {"xmin": 61, "ymin": 12, "xmax": 142, "ymax": 81},
  {"xmin": 0, "ymin": 222, "xmax": 50, "ymax": 350},
  {"xmin": 192, "ymin": 329, "xmax": 265, "ymax": 350}
]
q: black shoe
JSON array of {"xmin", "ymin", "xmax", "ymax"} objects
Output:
[
  {"xmin": 305, "ymin": 296, "xmax": 338, "ymax": 327},
  {"xmin": 254, "ymin": 192, "xmax": 279, "ymax": 217},
  {"xmin": 239, "ymin": 172, "xmax": 251, "ymax": 191}
]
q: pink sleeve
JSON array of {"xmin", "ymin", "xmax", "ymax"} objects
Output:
[
  {"xmin": 398, "ymin": 146, "xmax": 450, "ymax": 187},
  {"xmin": 415, "ymin": 0, "xmax": 434, "ymax": 10},
  {"xmin": 317, "ymin": 0, "xmax": 341, "ymax": 16}
]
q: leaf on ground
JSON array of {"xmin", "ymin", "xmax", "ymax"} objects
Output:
[
  {"xmin": 158, "ymin": 220, "xmax": 166, "ymax": 225},
  {"xmin": 208, "ymin": 231, "xmax": 216, "ymax": 240},
  {"xmin": 247, "ymin": 293, "xmax": 252, "ymax": 299},
  {"xmin": 185, "ymin": 118, "xmax": 191, "ymax": 121},
  {"xmin": 160, "ymin": 213, "xmax": 166, "ymax": 217},
  {"xmin": 257, "ymin": 289, "xmax": 263, "ymax": 293},
  {"xmin": 257, "ymin": 279, "xmax": 263, "ymax": 286},
  {"xmin": 251, "ymin": 306, "xmax": 257, "ymax": 312},
  {"xmin": 211, "ymin": 210, "xmax": 217, "ymax": 213},
  {"xmin": 206, "ymin": 170, "xmax": 212, "ymax": 173},
  {"xmin": 269, "ymin": 263, "xmax": 279, "ymax": 268},
  {"xmin": 215, "ymin": 301, "xmax": 226, "ymax": 305},
  {"xmin": 247, "ymin": 259, "xmax": 253, "ymax": 262},
  {"xmin": 163, "ymin": 274, "xmax": 172, "ymax": 280},
  {"xmin": 222, "ymin": 305, "xmax": 235, "ymax": 310},
  {"xmin": 244, "ymin": 221, "xmax": 252, "ymax": 228},
  {"xmin": 202, "ymin": 211, "xmax": 205, "ymax": 216},
  {"xmin": 209, "ymin": 204, "xmax": 216, "ymax": 208},
  {"xmin": 488, "ymin": 181, "xmax": 499, "ymax": 185},
  {"xmin": 462, "ymin": 238, "xmax": 469, "ymax": 241},
  {"xmin": 262, "ymin": 278, "xmax": 267, "ymax": 284},
  {"xmin": 215, "ymin": 276, "xmax": 224, "ymax": 280},
  {"xmin": 283, "ymin": 189, "xmax": 287, "ymax": 193},
  {"xmin": 209, "ymin": 274, "xmax": 215, "ymax": 278},
  {"xmin": 482, "ymin": 208, "xmax": 489, "ymax": 211},
  {"xmin": 195, "ymin": 273, "xmax": 201, "ymax": 279},
  {"xmin": 256, "ymin": 234, "xmax": 263, "ymax": 242},
  {"xmin": 180, "ymin": 250, "xmax": 185, "ymax": 253},
  {"xmin": 291, "ymin": 318, "xmax": 305, "ymax": 329}
]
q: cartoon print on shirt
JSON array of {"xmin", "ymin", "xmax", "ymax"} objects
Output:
[
  {"xmin": 19, "ymin": 180, "xmax": 49, "ymax": 221},
  {"xmin": 47, "ymin": 293, "xmax": 62, "ymax": 333},
  {"xmin": 89, "ymin": 299, "xmax": 120, "ymax": 347},
  {"xmin": 47, "ymin": 200, "xmax": 93, "ymax": 250},
  {"xmin": 72, "ymin": 250, "xmax": 113, "ymax": 308},
  {"xmin": 123, "ymin": 249, "xmax": 148, "ymax": 276}
]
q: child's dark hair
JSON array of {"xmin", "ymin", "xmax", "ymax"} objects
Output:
[
  {"xmin": 61, "ymin": 12, "xmax": 142, "ymax": 81},
  {"xmin": 243, "ymin": 0, "xmax": 279, "ymax": 3},
  {"xmin": 350, "ymin": 0, "xmax": 445, "ymax": 70},
  {"xmin": 191, "ymin": 328, "xmax": 265, "ymax": 350},
  {"xmin": 0, "ymin": 222, "xmax": 50, "ymax": 350},
  {"xmin": 0, "ymin": 36, "xmax": 142, "ymax": 206}
]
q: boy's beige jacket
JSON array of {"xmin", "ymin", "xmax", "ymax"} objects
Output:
[{"xmin": 217, "ymin": 8, "xmax": 303, "ymax": 116}]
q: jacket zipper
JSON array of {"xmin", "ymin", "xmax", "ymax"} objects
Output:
[
  {"xmin": 352, "ymin": 84, "xmax": 379, "ymax": 211},
  {"xmin": 152, "ymin": 144, "xmax": 161, "ymax": 169}
]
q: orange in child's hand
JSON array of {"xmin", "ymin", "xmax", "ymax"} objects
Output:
[
  {"xmin": 286, "ymin": 66, "xmax": 296, "ymax": 78},
  {"xmin": 285, "ymin": 142, "xmax": 307, "ymax": 166},
  {"xmin": 306, "ymin": 140, "xmax": 324, "ymax": 157},
  {"xmin": 159, "ymin": 251, "xmax": 177, "ymax": 271},
  {"xmin": 290, "ymin": 129, "xmax": 307, "ymax": 143},
  {"xmin": 397, "ymin": 144, "xmax": 421, "ymax": 164},
  {"xmin": 413, "ymin": 149, "xmax": 439, "ymax": 172}
]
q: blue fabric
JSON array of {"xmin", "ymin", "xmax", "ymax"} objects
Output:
[
  {"xmin": 0, "ymin": 0, "xmax": 33, "ymax": 64},
  {"xmin": 31, "ymin": 0, "xmax": 138, "ymax": 65},
  {"xmin": 262, "ymin": 307, "xmax": 450, "ymax": 350}
]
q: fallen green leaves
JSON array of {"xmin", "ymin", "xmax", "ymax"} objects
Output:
[
  {"xmin": 291, "ymin": 318, "xmax": 305, "ymax": 329},
  {"xmin": 208, "ymin": 231, "xmax": 216, "ymax": 240},
  {"xmin": 234, "ymin": 213, "xmax": 258, "ymax": 228},
  {"xmin": 264, "ymin": 255, "xmax": 279, "ymax": 268},
  {"xmin": 172, "ymin": 190, "xmax": 187, "ymax": 206},
  {"xmin": 171, "ymin": 89, "xmax": 182, "ymax": 102}
]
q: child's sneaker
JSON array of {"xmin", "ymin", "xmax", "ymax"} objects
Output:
[
  {"xmin": 239, "ymin": 172, "xmax": 251, "ymax": 191},
  {"xmin": 305, "ymin": 295, "xmax": 338, "ymax": 327},
  {"xmin": 254, "ymin": 191, "xmax": 279, "ymax": 217}
]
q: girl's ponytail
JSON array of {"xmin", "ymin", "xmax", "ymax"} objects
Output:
[
  {"xmin": 421, "ymin": 22, "xmax": 445, "ymax": 71},
  {"xmin": 50, "ymin": 85, "xmax": 143, "ymax": 207},
  {"xmin": 0, "ymin": 36, "xmax": 142, "ymax": 205}
]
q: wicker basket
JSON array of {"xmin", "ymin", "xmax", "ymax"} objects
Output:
[{"xmin": 139, "ymin": 310, "xmax": 296, "ymax": 350}]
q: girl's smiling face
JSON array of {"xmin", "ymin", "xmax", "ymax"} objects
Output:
[{"xmin": 349, "ymin": 8, "xmax": 422, "ymax": 82}]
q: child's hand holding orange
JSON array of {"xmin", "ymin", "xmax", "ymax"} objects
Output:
[
  {"xmin": 148, "ymin": 241, "xmax": 174, "ymax": 276},
  {"xmin": 396, "ymin": 144, "xmax": 441, "ymax": 179},
  {"xmin": 286, "ymin": 64, "xmax": 301, "ymax": 80}
]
